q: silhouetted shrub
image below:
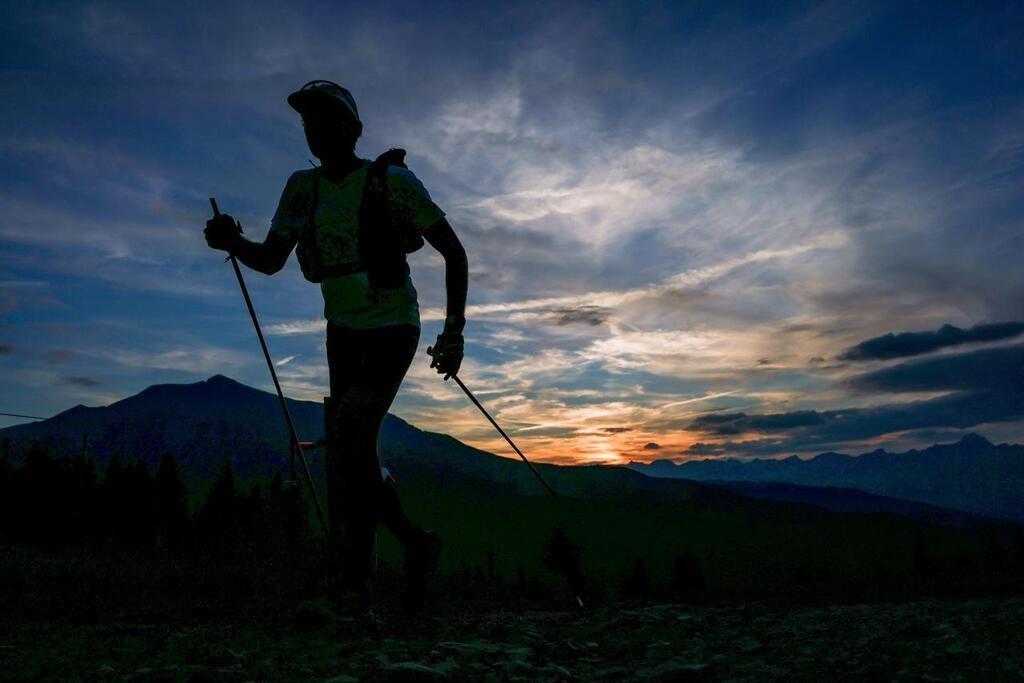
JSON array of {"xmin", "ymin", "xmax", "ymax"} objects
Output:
[
  {"xmin": 948, "ymin": 550, "xmax": 978, "ymax": 580},
  {"xmin": 1014, "ymin": 527, "xmax": 1024, "ymax": 570},
  {"xmin": 266, "ymin": 471, "xmax": 309, "ymax": 554},
  {"xmin": 669, "ymin": 549, "xmax": 705, "ymax": 600},
  {"xmin": 543, "ymin": 525, "xmax": 585, "ymax": 596},
  {"xmin": 911, "ymin": 533, "xmax": 944, "ymax": 576},
  {"xmin": 983, "ymin": 530, "xmax": 1008, "ymax": 572},
  {"xmin": 791, "ymin": 561, "xmax": 841, "ymax": 597},
  {"xmin": 622, "ymin": 556, "xmax": 652, "ymax": 599}
]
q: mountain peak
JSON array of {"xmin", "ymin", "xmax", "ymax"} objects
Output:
[
  {"xmin": 129, "ymin": 374, "xmax": 264, "ymax": 405},
  {"xmin": 204, "ymin": 374, "xmax": 243, "ymax": 387},
  {"xmin": 644, "ymin": 458, "xmax": 681, "ymax": 469},
  {"xmin": 956, "ymin": 433, "xmax": 992, "ymax": 449},
  {"xmin": 810, "ymin": 451, "xmax": 851, "ymax": 464},
  {"xmin": 42, "ymin": 404, "xmax": 90, "ymax": 421},
  {"xmin": 193, "ymin": 375, "xmax": 270, "ymax": 400}
]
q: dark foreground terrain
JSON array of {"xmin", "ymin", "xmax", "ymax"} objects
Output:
[
  {"xmin": 3, "ymin": 401, "xmax": 1023, "ymax": 681},
  {"xmin": 3, "ymin": 593, "xmax": 1023, "ymax": 681}
]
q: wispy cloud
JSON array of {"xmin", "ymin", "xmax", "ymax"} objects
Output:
[
  {"xmin": 97, "ymin": 346, "xmax": 252, "ymax": 375},
  {"xmin": 266, "ymin": 319, "xmax": 325, "ymax": 336}
]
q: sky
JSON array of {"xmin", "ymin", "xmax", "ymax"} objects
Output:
[{"xmin": 1, "ymin": 0, "xmax": 1023, "ymax": 465}]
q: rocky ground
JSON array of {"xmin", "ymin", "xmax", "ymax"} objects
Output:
[{"xmin": 2, "ymin": 594, "xmax": 1023, "ymax": 681}]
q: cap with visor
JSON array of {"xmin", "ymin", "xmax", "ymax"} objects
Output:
[{"xmin": 287, "ymin": 80, "xmax": 360, "ymax": 122}]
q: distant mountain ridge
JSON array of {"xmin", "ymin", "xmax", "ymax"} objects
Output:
[
  {"xmin": 700, "ymin": 480, "xmax": 998, "ymax": 532},
  {"xmin": 2, "ymin": 375, "xmax": 1019, "ymax": 528},
  {"xmin": 629, "ymin": 434, "xmax": 1024, "ymax": 522}
]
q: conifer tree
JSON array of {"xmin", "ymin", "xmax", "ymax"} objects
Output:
[
  {"xmin": 21, "ymin": 442, "xmax": 57, "ymax": 543},
  {"xmin": 266, "ymin": 470, "xmax": 286, "ymax": 546},
  {"xmin": 65, "ymin": 450, "xmax": 99, "ymax": 543},
  {"xmin": 0, "ymin": 443, "xmax": 11, "ymax": 541},
  {"xmin": 102, "ymin": 453, "xmax": 124, "ymax": 502},
  {"xmin": 122, "ymin": 457, "xmax": 155, "ymax": 548},
  {"xmin": 154, "ymin": 452, "xmax": 189, "ymax": 552},
  {"xmin": 196, "ymin": 459, "xmax": 238, "ymax": 550},
  {"xmin": 237, "ymin": 482, "xmax": 265, "ymax": 554}
]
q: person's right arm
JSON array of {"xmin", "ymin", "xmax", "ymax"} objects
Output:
[
  {"xmin": 205, "ymin": 172, "xmax": 304, "ymax": 275},
  {"xmin": 205, "ymin": 214, "xmax": 295, "ymax": 275},
  {"xmin": 229, "ymin": 230, "xmax": 295, "ymax": 275}
]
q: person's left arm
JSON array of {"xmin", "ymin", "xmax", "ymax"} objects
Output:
[
  {"xmin": 388, "ymin": 169, "xmax": 468, "ymax": 378},
  {"xmin": 423, "ymin": 217, "xmax": 468, "ymax": 335},
  {"xmin": 423, "ymin": 217, "xmax": 467, "ymax": 379}
]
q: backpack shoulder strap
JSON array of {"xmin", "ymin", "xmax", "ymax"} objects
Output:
[
  {"xmin": 306, "ymin": 165, "xmax": 322, "ymax": 227},
  {"xmin": 298, "ymin": 165, "xmax": 324, "ymax": 279}
]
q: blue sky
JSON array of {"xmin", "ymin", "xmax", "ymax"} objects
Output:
[{"xmin": 2, "ymin": 0, "xmax": 1022, "ymax": 463}]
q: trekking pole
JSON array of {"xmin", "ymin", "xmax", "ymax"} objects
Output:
[
  {"xmin": 0, "ymin": 411, "xmax": 48, "ymax": 420},
  {"xmin": 209, "ymin": 197, "xmax": 329, "ymax": 537},
  {"xmin": 427, "ymin": 351, "xmax": 558, "ymax": 497}
]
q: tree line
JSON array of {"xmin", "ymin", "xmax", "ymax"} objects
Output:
[{"xmin": 0, "ymin": 440, "xmax": 308, "ymax": 560}]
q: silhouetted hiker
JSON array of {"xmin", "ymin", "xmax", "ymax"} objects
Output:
[{"xmin": 204, "ymin": 80, "xmax": 468, "ymax": 612}]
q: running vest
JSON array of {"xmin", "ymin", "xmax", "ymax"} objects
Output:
[{"xmin": 296, "ymin": 148, "xmax": 425, "ymax": 288}]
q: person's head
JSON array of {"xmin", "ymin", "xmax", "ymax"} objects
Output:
[{"xmin": 287, "ymin": 80, "xmax": 363, "ymax": 160}]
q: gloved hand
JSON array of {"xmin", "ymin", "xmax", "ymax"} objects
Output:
[
  {"xmin": 204, "ymin": 213, "xmax": 244, "ymax": 252},
  {"xmin": 427, "ymin": 330, "xmax": 464, "ymax": 380}
]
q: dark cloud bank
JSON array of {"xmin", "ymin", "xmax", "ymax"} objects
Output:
[
  {"xmin": 839, "ymin": 321, "xmax": 1024, "ymax": 361},
  {"xmin": 63, "ymin": 376, "xmax": 100, "ymax": 387},
  {"xmin": 688, "ymin": 343, "xmax": 1024, "ymax": 455},
  {"xmin": 551, "ymin": 306, "xmax": 612, "ymax": 326}
]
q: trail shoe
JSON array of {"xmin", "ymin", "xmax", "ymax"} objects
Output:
[{"xmin": 402, "ymin": 529, "xmax": 442, "ymax": 614}]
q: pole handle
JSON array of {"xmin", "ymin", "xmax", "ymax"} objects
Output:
[{"xmin": 209, "ymin": 197, "xmax": 234, "ymax": 263}]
